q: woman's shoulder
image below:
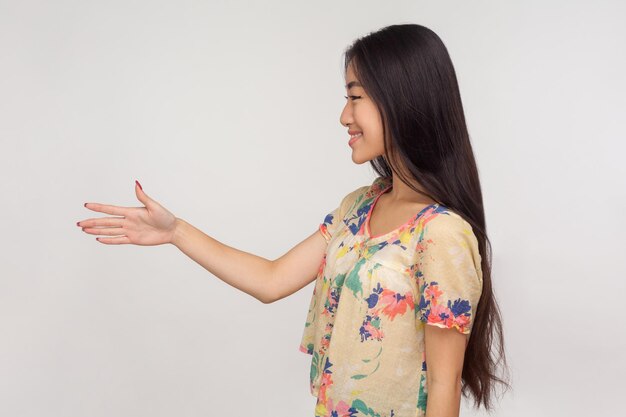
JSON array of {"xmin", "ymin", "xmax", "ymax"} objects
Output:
[
  {"xmin": 363, "ymin": 175, "xmax": 392, "ymax": 198},
  {"xmin": 339, "ymin": 176, "xmax": 389, "ymax": 207},
  {"xmin": 424, "ymin": 206, "xmax": 474, "ymax": 234},
  {"xmin": 417, "ymin": 206, "xmax": 481, "ymax": 263}
]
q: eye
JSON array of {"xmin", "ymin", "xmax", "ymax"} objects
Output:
[{"xmin": 344, "ymin": 95, "xmax": 362, "ymax": 101}]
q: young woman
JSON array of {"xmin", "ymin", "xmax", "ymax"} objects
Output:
[{"xmin": 77, "ymin": 23, "xmax": 509, "ymax": 417}]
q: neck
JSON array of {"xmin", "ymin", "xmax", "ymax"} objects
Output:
[{"xmin": 385, "ymin": 173, "xmax": 436, "ymax": 205}]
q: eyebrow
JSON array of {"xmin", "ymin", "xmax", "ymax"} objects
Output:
[{"xmin": 345, "ymin": 81, "xmax": 362, "ymax": 89}]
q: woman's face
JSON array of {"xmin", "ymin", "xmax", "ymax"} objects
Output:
[{"xmin": 340, "ymin": 62, "xmax": 386, "ymax": 164}]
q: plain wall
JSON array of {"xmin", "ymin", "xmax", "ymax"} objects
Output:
[{"xmin": 1, "ymin": 0, "xmax": 624, "ymax": 416}]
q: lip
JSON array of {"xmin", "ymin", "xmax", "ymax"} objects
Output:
[{"xmin": 348, "ymin": 133, "xmax": 362, "ymax": 146}]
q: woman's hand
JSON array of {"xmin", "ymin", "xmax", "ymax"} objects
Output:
[{"xmin": 77, "ymin": 180, "xmax": 178, "ymax": 246}]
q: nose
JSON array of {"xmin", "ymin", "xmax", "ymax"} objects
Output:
[{"xmin": 339, "ymin": 101, "xmax": 352, "ymax": 127}]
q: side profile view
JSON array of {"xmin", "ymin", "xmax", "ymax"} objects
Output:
[{"xmin": 76, "ymin": 23, "xmax": 510, "ymax": 417}]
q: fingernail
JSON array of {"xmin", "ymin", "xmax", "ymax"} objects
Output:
[
  {"xmin": 135, "ymin": 180, "xmax": 143, "ymax": 190},
  {"xmin": 76, "ymin": 222, "xmax": 80, "ymax": 226},
  {"xmin": 84, "ymin": 203, "xmax": 87, "ymax": 207}
]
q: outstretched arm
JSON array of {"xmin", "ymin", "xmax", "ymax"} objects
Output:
[
  {"xmin": 172, "ymin": 219, "xmax": 327, "ymax": 304},
  {"xmin": 77, "ymin": 180, "xmax": 328, "ymax": 305}
]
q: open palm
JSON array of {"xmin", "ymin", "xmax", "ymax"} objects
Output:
[{"xmin": 77, "ymin": 181, "xmax": 177, "ymax": 246}]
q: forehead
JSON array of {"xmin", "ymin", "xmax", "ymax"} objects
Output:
[
  {"xmin": 345, "ymin": 62, "xmax": 362, "ymax": 89},
  {"xmin": 346, "ymin": 62, "xmax": 357, "ymax": 79}
]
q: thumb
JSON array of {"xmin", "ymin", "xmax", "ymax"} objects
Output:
[{"xmin": 134, "ymin": 180, "xmax": 154, "ymax": 208}]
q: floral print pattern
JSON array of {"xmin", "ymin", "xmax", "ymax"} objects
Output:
[{"xmin": 299, "ymin": 176, "xmax": 483, "ymax": 417}]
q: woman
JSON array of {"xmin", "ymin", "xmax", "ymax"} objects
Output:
[{"xmin": 77, "ymin": 23, "xmax": 510, "ymax": 417}]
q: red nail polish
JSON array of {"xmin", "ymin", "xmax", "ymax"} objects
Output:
[{"xmin": 135, "ymin": 180, "xmax": 142, "ymax": 190}]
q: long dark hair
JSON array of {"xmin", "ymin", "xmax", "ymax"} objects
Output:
[{"xmin": 343, "ymin": 24, "xmax": 511, "ymax": 411}]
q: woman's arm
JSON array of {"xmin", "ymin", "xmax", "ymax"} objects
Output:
[
  {"xmin": 424, "ymin": 325, "xmax": 468, "ymax": 417},
  {"xmin": 78, "ymin": 183, "xmax": 328, "ymax": 305},
  {"xmin": 172, "ymin": 218, "xmax": 328, "ymax": 304}
]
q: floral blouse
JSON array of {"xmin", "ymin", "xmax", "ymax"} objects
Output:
[{"xmin": 299, "ymin": 175, "xmax": 483, "ymax": 417}]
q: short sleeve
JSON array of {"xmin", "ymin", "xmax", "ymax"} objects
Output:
[
  {"xmin": 318, "ymin": 185, "xmax": 369, "ymax": 243},
  {"xmin": 415, "ymin": 214, "xmax": 483, "ymax": 335}
]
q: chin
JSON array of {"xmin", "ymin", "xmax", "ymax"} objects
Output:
[{"xmin": 351, "ymin": 153, "xmax": 375, "ymax": 165}]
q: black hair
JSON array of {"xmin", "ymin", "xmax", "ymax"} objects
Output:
[{"xmin": 343, "ymin": 23, "xmax": 511, "ymax": 411}]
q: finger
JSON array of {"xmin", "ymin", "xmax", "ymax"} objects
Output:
[
  {"xmin": 134, "ymin": 180, "xmax": 155, "ymax": 209},
  {"xmin": 82, "ymin": 227, "xmax": 125, "ymax": 236},
  {"xmin": 77, "ymin": 217, "xmax": 125, "ymax": 228},
  {"xmin": 95, "ymin": 235, "xmax": 130, "ymax": 245},
  {"xmin": 84, "ymin": 202, "xmax": 133, "ymax": 216}
]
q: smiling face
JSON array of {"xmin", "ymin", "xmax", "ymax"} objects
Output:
[{"xmin": 340, "ymin": 61, "xmax": 387, "ymax": 164}]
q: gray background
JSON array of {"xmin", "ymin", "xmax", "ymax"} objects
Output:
[{"xmin": 1, "ymin": 0, "xmax": 624, "ymax": 416}]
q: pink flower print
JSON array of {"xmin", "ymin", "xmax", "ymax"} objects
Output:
[
  {"xmin": 424, "ymin": 283, "xmax": 443, "ymax": 305},
  {"xmin": 414, "ymin": 237, "xmax": 434, "ymax": 253},
  {"xmin": 319, "ymin": 322, "xmax": 333, "ymax": 352},
  {"xmin": 378, "ymin": 289, "xmax": 416, "ymax": 321},
  {"xmin": 317, "ymin": 254, "xmax": 327, "ymax": 277},
  {"xmin": 419, "ymin": 281, "xmax": 473, "ymax": 333},
  {"xmin": 325, "ymin": 398, "xmax": 357, "ymax": 417},
  {"xmin": 322, "ymin": 287, "xmax": 340, "ymax": 316},
  {"xmin": 317, "ymin": 357, "xmax": 335, "ymax": 407},
  {"xmin": 360, "ymin": 312, "xmax": 384, "ymax": 342},
  {"xmin": 319, "ymin": 373, "xmax": 333, "ymax": 404},
  {"xmin": 453, "ymin": 312, "xmax": 471, "ymax": 331},
  {"xmin": 320, "ymin": 334, "xmax": 330, "ymax": 351},
  {"xmin": 427, "ymin": 302, "xmax": 454, "ymax": 327}
]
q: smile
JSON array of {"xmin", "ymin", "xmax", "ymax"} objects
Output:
[{"xmin": 348, "ymin": 133, "xmax": 362, "ymax": 146}]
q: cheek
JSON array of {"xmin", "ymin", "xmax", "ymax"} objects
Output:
[{"xmin": 362, "ymin": 108, "xmax": 384, "ymax": 144}]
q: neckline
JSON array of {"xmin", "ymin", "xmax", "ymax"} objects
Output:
[{"xmin": 364, "ymin": 182, "xmax": 439, "ymax": 241}]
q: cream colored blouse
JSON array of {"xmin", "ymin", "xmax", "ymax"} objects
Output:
[{"xmin": 299, "ymin": 175, "xmax": 483, "ymax": 417}]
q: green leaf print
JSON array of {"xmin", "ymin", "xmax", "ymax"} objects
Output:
[
  {"xmin": 334, "ymin": 272, "xmax": 346, "ymax": 288},
  {"xmin": 351, "ymin": 359, "xmax": 380, "ymax": 380},
  {"xmin": 310, "ymin": 351, "xmax": 320, "ymax": 384},
  {"xmin": 417, "ymin": 373, "xmax": 428, "ymax": 411},
  {"xmin": 351, "ymin": 398, "xmax": 383, "ymax": 417},
  {"xmin": 346, "ymin": 257, "xmax": 368, "ymax": 298},
  {"xmin": 361, "ymin": 345, "xmax": 383, "ymax": 363}
]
